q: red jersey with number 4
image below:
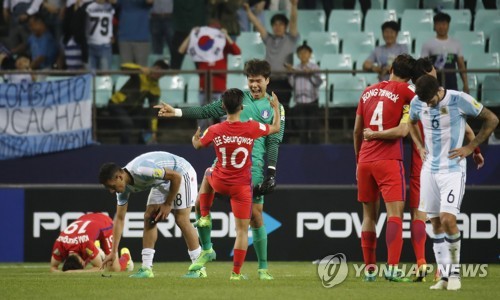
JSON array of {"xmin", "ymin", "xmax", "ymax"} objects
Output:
[
  {"xmin": 51, "ymin": 213, "xmax": 113, "ymax": 263},
  {"xmin": 200, "ymin": 120, "xmax": 270, "ymax": 185},
  {"xmin": 357, "ymin": 81, "xmax": 415, "ymax": 163}
]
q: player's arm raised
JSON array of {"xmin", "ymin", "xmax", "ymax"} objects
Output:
[
  {"xmin": 267, "ymin": 92, "xmax": 281, "ymax": 134},
  {"xmin": 155, "ymin": 168, "xmax": 182, "ymax": 222},
  {"xmin": 243, "ymin": 2, "xmax": 267, "ymax": 39},
  {"xmin": 102, "ymin": 203, "xmax": 127, "ymax": 269},
  {"xmin": 192, "ymin": 127, "xmax": 204, "ymax": 149}
]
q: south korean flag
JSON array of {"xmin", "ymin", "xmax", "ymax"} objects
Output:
[{"xmin": 187, "ymin": 26, "xmax": 226, "ymax": 63}]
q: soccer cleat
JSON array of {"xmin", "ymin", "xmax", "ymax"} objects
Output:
[
  {"xmin": 230, "ymin": 272, "xmax": 248, "ymax": 280},
  {"xmin": 188, "ymin": 248, "xmax": 216, "ymax": 271},
  {"xmin": 413, "ymin": 264, "xmax": 427, "ymax": 282},
  {"xmin": 447, "ymin": 276, "xmax": 461, "ymax": 290},
  {"xmin": 257, "ymin": 269, "xmax": 274, "ymax": 280},
  {"xmin": 363, "ymin": 271, "xmax": 376, "ymax": 282},
  {"xmin": 120, "ymin": 247, "xmax": 134, "ymax": 271},
  {"xmin": 182, "ymin": 267, "xmax": 207, "ymax": 278},
  {"xmin": 129, "ymin": 267, "xmax": 154, "ymax": 278},
  {"xmin": 193, "ymin": 215, "xmax": 211, "ymax": 228},
  {"xmin": 430, "ymin": 279, "xmax": 448, "ymax": 290},
  {"xmin": 384, "ymin": 266, "xmax": 412, "ymax": 283}
]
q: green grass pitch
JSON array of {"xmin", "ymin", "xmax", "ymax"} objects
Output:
[{"xmin": 1, "ymin": 262, "xmax": 498, "ymax": 299}]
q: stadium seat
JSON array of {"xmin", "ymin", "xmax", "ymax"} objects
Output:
[
  {"xmin": 94, "ymin": 76, "xmax": 113, "ymax": 108},
  {"xmin": 415, "ymin": 31, "xmax": 437, "ymax": 57},
  {"xmin": 111, "ymin": 54, "xmax": 121, "ymax": 70},
  {"xmin": 467, "ymin": 52, "xmax": 500, "ymax": 83},
  {"xmin": 317, "ymin": 73, "xmax": 330, "ymax": 107},
  {"xmin": 474, "ymin": 9, "xmax": 500, "ymax": 38},
  {"xmin": 226, "ymin": 74, "xmax": 248, "ymax": 91},
  {"xmin": 354, "ymin": 53, "xmax": 380, "ymax": 86},
  {"xmin": 237, "ymin": 32, "xmax": 266, "ymax": 61},
  {"xmin": 328, "ymin": 10, "xmax": 362, "ymax": 39},
  {"xmin": 481, "ymin": 75, "xmax": 500, "ymax": 107},
  {"xmin": 363, "ymin": 9, "xmax": 398, "ymax": 42},
  {"xmin": 342, "ymin": 32, "xmax": 376, "ymax": 58},
  {"xmin": 457, "ymin": 74, "xmax": 478, "ymax": 98},
  {"xmin": 454, "ymin": 30, "xmax": 485, "ymax": 61},
  {"xmin": 227, "ymin": 55, "xmax": 244, "ymax": 70},
  {"xmin": 386, "ymin": 0, "xmax": 420, "ymax": 16},
  {"xmin": 114, "ymin": 75, "xmax": 129, "ymax": 91},
  {"xmin": 186, "ymin": 76, "xmax": 201, "ymax": 107},
  {"xmin": 397, "ymin": 31, "xmax": 413, "ymax": 53},
  {"xmin": 297, "ymin": 9, "xmax": 326, "ymax": 33},
  {"xmin": 331, "ymin": 75, "xmax": 366, "ymax": 108},
  {"xmin": 306, "ymin": 31, "xmax": 340, "ymax": 60},
  {"xmin": 422, "ymin": 0, "xmax": 456, "ymax": 10},
  {"xmin": 263, "ymin": 10, "xmax": 288, "ymax": 33},
  {"xmin": 159, "ymin": 75, "xmax": 186, "ymax": 106},
  {"xmin": 320, "ymin": 54, "xmax": 353, "ymax": 83},
  {"xmin": 441, "ymin": 9, "xmax": 472, "ymax": 34},
  {"xmin": 489, "ymin": 31, "xmax": 500, "ymax": 54},
  {"xmin": 401, "ymin": 9, "xmax": 434, "ymax": 34}
]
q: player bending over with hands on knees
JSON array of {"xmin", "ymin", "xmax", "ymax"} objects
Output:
[{"xmin": 191, "ymin": 88, "xmax": 280, "ymax": 280}]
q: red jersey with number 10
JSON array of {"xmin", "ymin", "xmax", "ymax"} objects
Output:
[
  {"xmin": 357, "ymin": 81, "xmax": 415, "ymax": 163},
  {"xmin": 200, "ymin": 120, "xmax": 270, "ymax": 185}
]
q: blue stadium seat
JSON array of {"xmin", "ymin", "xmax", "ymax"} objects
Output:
[
  {"xmin": 397, "ymin": 31, "xmax": 413, "ymax": 53},
  {"xmin": 342, "ymin": 32, "xmax": 376, "ymax": 58},
  {"xmin": 481, "ymin": 75, "xmax": 500, "ymax": 107},
  {"xmin": 415, "ymin": 31, "xmax": 437, "ymax": 58},
  {"xmin": 422, "ymin": 0, "xmax": 457, "ymax": 10},
  {"xmin": 386, "ymin": 0, "xmax": 420, "ymax": 16},
  {"xmin": 114, "ymin": 75, "xmax": 129, "ymax": 91},
  {"xmin": 320, "ymin": 54, "xmax": 353, "ymax": 83},
  {"xmin": 159, "ymin": 75, "xmax": 186, "ymax": 106},
  {"xmin": 364, "ymin": 9, "xmax": 398, "ymax": 42},
  {"xmin": 317, "ymin": 73, "xmax": 330, "ymax": 108},
  {"xmin": 454, "ymin": 31, "xmax": 485, "ymax": 61},
  {"xmin": 237, "ymin": 32, "xmax": 266, "ymax": 61},
  {"xmin": 354, "ymin": 53, "xmax": 380, "ymax": 86},
  {"xmin": 331, "ymin": 76, "xmax": 366, "ymax": 107},
  {"xmin": 297, "ymin": 9, "xmax": 326, "ymax": 33},
  {"xmin": 489, "ymin": 31, "xmax": 500, "ymax": 54},
  {"xmin": 467, "ymin": 52, "xmax": 500, "ymax": 83},
  {"xmin": 306, "ymin": 31, "xmax": 340, "ymax": 60},
  {"xmin": 94, "ymin": 76, "xmax": 113, "ymax": 108},
  {"xmin": 474, "ymin": 9, "xmax": 500, "ymax": 38},
  {"xmin": 328, "ymin": 10, "xmax": 362, "ymax": 39},
  {"xmin": 457, "ymin": 74, "xmax": 478, "ymax": 99},
  {"xmin": 226, "ymin": 74, "xmax": 248, "ymax": 91},
  {"xmin": 186, "ymin": 76, "xmax": 201, "ymax": 107},
  {"xmin": 401, "ymin": 9, "xmax": 434, "ymax": 34},
  {"xmin": 227, "ymin": 55, "xmax": 244, "ymax": 70},
  {"xmin": 441, "ymin": 9, "xmax": 472, "ymax": 34}
]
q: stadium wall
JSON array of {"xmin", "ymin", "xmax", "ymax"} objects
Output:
[
  {"xmin": 1, "ymin": 186, "xmax": 499, "ymax": 263},
  {"xmin": 0, "ymin": 144, "xmax": 500, "ymax": 185}
]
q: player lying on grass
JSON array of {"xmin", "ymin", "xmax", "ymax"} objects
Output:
[
  {"xmin": 50, "ymin": 213, "xmax": 133, "ymax": 273},
  {"xmin": 191, "ymin": 88, "xmax": 280, "ymax": 280}
]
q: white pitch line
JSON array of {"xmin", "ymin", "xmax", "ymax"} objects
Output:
[{"xmin": 0, "ymin": 265, "xmax": 47, "ymax": 269}]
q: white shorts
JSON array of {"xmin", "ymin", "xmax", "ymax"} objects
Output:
[
  {"xmin": 419, "ymin": 170, "xmax": 466, "ymax": 217},
  {"xmin": 146, "ymin": 166, "xmax": 197, "ymax": 210}
]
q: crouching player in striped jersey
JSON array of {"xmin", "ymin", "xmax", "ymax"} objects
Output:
[
  {"xmin": 191, "ymin": 88, "xmax": 281, "ymax": 280},
  {"xmin": 410, "ymin": 75, "xmax": 498, "ymax": 290}
]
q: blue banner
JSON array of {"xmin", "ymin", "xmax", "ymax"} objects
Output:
[{"xmin": 0, "ymin": 75, "xmax": 94, "ymax": 160}]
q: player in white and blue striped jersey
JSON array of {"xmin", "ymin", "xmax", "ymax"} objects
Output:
[
  {"xmin": 409, "ymin": 75, "xmax": 498, "ymax": 291},
  {"xmin": 98, "ymin": 151, "xmax": 205, "ymax": 279}
]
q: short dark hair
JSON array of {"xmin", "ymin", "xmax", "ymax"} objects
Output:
[
  {"xmin": 98, "ymin": 163, "xmax": 121, "ymax": 184},
  {"xmin": 433, "ymin": 12, "xmax": 451, "ymax": 23},
  {"xmin": 222, "ymin": 88, "xmax": 244, "ymax": 114},
  {"xmin": 412, "ymin": 57, "xmax": 434, "ymax": 83},
  {"xmin": 415, "ymin": 74, "xmax": 440, "ymax": 102},
  {"xmin": 29, "ymin": 13, "xmax": 45, "ymax": 24},
  {"xmin": 270, "ymin": 13, "xmax": 289, "ymax": 26},
  {"xmin": 244, "ymin": 59, "xmax": 271, "ymax": 79},
  {"xmin": 152, "ymin": 59, "xmax": 169, "ymax": 70},
  {"xmin": 296, "ymin": 41, "xmax": 312, "ymax": 54},
  {"xmin": 62, "ymin": 254, "xmax": 84, "ymax": 271},
  {"xmin": 381, "ymin": 21, "xmax": 400, "ymax": 32},
  {"xmin": 392, "ymin": 53, "xmax": 416, "ymax": 80}
]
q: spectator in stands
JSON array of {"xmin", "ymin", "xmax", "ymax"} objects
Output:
[
  {"xmin": 84, "ymin": 0, "xmax": 115, "ymax": 70},
  {"xmin": 1, "ymin": 52, "xmax": 34, "ymax": 83},
  {"xmin": 107, "ymin": 59, "xmax": 169, "ymax": 144},
  {"xmin": 237, "ymin": 0, "xmax": 266, "ymax": 33},
  {"xmin": 208, "ymin": 0, "xmax": 241, "ymax": 40},
  {"xmin": 26, "ymin": 0, "xmax": 65, "ymax": 43},
  {"xmin": 171, "ymin": 0, "xmax": 207, "ymax": 69},
  {"xmin": 117, "ymin": 0, "xmax": 152, "ymax": 66},
  {"xmin": 150, "ymin": 0, "xmax": 174, "ymax": 57},
  {"xmin": 244, "ymin": 0, "xmax": 299, "ymax": 142},
  {"xmin": 285, "ymin": 42, "xmax": 322, "ymax": 144},
  {"xmin": 2, "ymin": 0, "xmax": 31, "ymax": 54},
  {"xmin": 363, "ymin": 21, "xmax": 408, "ymax": 82},
  {"xmin": 420, "ymin": 12, "xmax": 469, "ymax": 93},
  {"xmin": 178, "ymin": 19, "xmax": 241, "ymax": 130},
  {"xmin": 61, "ymin": 0, "xmax": 92, "ymax": 70}
]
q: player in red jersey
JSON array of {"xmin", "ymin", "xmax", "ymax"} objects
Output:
[
  {"xmin": 191, "ymin": 88, "xmax": 280, "ymax": 280},
  {"xmin": 50, "ymin": 213, "xmax": 132, "ymax": 272},
  {"xmin": 353, "ymin": 54, "xmax": 416, "ymax": 282}
]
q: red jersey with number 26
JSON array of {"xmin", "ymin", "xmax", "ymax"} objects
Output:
[
  {"xmin": 200, "ymin": 120, "xmax": 270, "ymax": 185},
  {"xmin": 357, "ymin": 81, "xmax": 415, "ymax": 163}
]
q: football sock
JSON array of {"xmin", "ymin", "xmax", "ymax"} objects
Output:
[
  {"xmin": 411, "ymin": 219, "xmax": 427, "ymax": 267},
  {"xmin": 361, "ymin": 231, "xmax": 377, "ymax": 272},
  {"xmin": 445, "ymin": 232, "xmax": 461, "ymax": 276},
  {"xmin": 252, "ymin": 226, "xmax": 268, "ymax": 269},
  {"xmin": 188, "ymin": 246, "xmax": 202, "ymax": 263},
  {"xmin": 141, "ymin": 248, "xmax": 155, "ymax": 269},
  {"xmin": 386, "ymin": 216, "xmax": 403, "ymax": 266},
  {"xmin": 232, "ymin": 249, "xmax": 247, "ymax": 274},
  {"xmin": 199, "ymin": 193, "xmax": 214, "ymax": 217},
  {"xmin": 119, "ymin": 253, "xmax": 130, "ymax": 271},
  {"xmin": 196, "ymin": 212, "xmax": 213, "ymax": 251},
  {"xmin": 433, "ymin": 233, "xmax": 450, "ymax": 278}
]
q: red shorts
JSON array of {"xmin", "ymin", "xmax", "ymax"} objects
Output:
[
  {"xmin": 206, "ymin": 170, "xmax": 252, "ymax": 219},
  {"xmin": 409, "ymin": 175, "xmax": 420, "ymax": 209},
  {"xmin": 357, "ymin": 160, "xmax": 406, "ymax": 202}
]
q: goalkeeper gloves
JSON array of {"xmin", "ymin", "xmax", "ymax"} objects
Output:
[{"xmin": 253, "ymin": 167, "xmax": 276, "ymax": 196}]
